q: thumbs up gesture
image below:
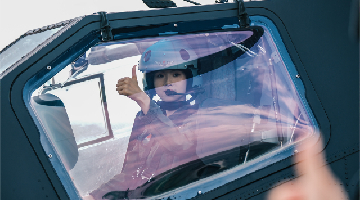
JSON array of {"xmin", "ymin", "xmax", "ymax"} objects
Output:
[
  {"xmin": 116, "ymin": 65, "xmax": 150, "ymax": 114},
  {"xmin": 116, "ymin": 65, "xmax": 142, "ymax": 97}
]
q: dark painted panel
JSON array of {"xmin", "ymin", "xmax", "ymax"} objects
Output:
[
  {"xmin": 106, "ymin": 3, "xmax": 237, "ymax": 21},
  {"xmin": 345, "ymin": 152, "xmax": 360, "ymax": 200},
  {"xmin": 327, "ymin": 158, "xmax": 353, "ymax": 199},
  {"xmin": 213, "ymin": 166, "xmax": 296, "ymax": 200},
  {"xmin": 1, "ymin": 103, "xmax": 61, "ymax": 199}
]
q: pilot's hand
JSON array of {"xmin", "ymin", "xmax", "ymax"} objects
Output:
[
  {"xmin": 116, "ymin": 65, "xmax": 150, "ymax": 114},
  {"xmin": 267, "ymin": 137, "xmax": 348, "ymax": 200},
  {"xmin": 116, "ymin": 65, "xmax": 143, "ymax": 97}
]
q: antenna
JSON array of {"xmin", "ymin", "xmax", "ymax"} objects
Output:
[
  {"xmin": 183, "ymin": 0, "xmax": 201, "ymax": 5},
  {"xmin": 142, "ymin": 0, "xmax": 177, "ymax": 8}
]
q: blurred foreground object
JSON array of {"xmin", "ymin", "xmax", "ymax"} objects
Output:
[{"xmin": 267, "ymin": 137, "xmax": 350, "ymax": 200}]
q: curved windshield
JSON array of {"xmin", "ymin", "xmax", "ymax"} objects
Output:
[{"xmin": 29, "ymin": 27, "xmax": 316, "ymax": 199}]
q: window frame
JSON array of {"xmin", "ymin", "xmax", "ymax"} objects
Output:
[
  {"xmin": 4, "ymin": 3, "xmax": 329, "ymax": 199},
  {"xmin": 61, "ymin": 73, "xmax": 114, "ymax": 148}
]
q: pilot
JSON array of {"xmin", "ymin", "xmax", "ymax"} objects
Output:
[{"xmin": 88, "ymin": 39, "xmax": 204, "ymax": 199}]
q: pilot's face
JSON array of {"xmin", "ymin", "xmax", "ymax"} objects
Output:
[{"xmin": 154, "ymin": 70, "xmax": 187, "ymax": 102}]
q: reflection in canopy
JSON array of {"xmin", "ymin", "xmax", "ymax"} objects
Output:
[{"xmin": 31, "ymin": 28, "xmax": 316, "ymax": 199}]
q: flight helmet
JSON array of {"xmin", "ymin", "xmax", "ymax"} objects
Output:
[{"xmin": 138, "ymin": 39, "xmax": 202, "ymax": 98}]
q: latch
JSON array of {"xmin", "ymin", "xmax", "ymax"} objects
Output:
[
  {"xmin": 98, "ymin": 12, "xmax": 113, "ymax": 41},
  {"xmin": 237, "ymin": 0, "xmax": 250, "ymax": 28}
]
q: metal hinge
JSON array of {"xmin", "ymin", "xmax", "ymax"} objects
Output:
[
  {"xmin": 237, "ymin": 0, "xmax": 250, "ymax": 28},
  {"xmin": 98, "ymin": 12, "xmax": 113, "ymax": 41}
]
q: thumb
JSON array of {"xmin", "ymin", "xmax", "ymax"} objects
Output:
[
  {"xmin": 295, "ymin": 137, "xmax": 325, "ymax": 177},
  {"xmin": 132, "ymin": 65, "xmax": 137, "ymax": 80}
]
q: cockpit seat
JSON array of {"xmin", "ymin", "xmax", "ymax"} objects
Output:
[{"xmin": 31, "ymin": 93, "xmax": 78, "ymax": 170}]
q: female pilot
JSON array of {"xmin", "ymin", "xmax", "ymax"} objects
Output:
[{"xmin": 89, "ymin": 39, "xmax": 202, "ymax": 199}]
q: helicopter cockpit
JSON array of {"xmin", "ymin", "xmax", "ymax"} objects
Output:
[{"xmin": 26, "ymin": 17, "xmax": 317, "ymax": 199}]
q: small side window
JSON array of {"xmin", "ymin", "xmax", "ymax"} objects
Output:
[
  {"xmin": 28, "ymin": 27, "xmax": 317, "ymax": 199},
  {"xmin": 0, "ymin": 28, "xmax": 62, "ymax": 74}
]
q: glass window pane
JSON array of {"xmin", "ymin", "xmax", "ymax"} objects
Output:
[
  {"xmin": 0, "ymin": 28, "xmax": 61, "ymax": 74},
  {"xmin": 49, "ymin": 76, "xmax": 111, "ymax": 146},
  {"xmin": 28, "ymin": 27, "xmax": 317, "ymax": 199}
]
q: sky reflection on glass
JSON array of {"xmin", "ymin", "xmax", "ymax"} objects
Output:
[{"xmin": 31, "ymin": 29, "xmax": 315, "ymax": 197}]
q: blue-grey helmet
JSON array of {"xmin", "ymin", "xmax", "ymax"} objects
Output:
[{"xmin": 138, "ymin": 39, "xmax": 202, "ymax": 93}]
